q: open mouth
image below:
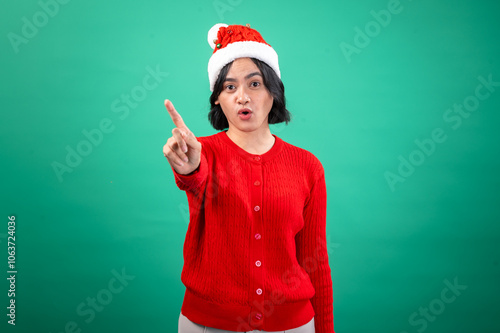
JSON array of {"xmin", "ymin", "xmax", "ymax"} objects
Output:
[
  {"xmin": 238, "ymin": 108, "xmax": 252, "ymax": 115},
  {"xmin": 238, "ymin": 109, "xmax": 252, "ymax": 120}
]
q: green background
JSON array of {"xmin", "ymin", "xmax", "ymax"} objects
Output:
[{"xmin": 1, "ymin": 0, "xmax": 499, "ymax": 332}]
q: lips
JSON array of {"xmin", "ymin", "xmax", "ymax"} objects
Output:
[{"xmin": 238, "ymin": 108, "xmax": 252, "ymax": 120}]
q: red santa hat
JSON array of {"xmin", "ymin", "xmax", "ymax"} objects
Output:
[{"xmin": 207, "ymin": 23, "xmax": 281, "ymax": 92}]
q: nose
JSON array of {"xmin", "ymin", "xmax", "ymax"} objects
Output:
[{"xmin": 236, "ymin": 87, "xmax": 250, "ymax": 105}]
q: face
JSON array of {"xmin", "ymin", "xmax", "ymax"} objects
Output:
[{"xmin": 215, "ymin": 58, "xmax": 274, "ymax": 134}]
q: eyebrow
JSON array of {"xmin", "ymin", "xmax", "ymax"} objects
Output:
[{"xmin": 224, "ymin": 72, "xmax": 262, "ymax": 82}]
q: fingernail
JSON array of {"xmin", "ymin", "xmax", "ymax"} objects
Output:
[
  {"xmin": 183, "ymin": 146, "xmax": 188, "ymax": 153},
  {"xmin": 178, "ymin": 162, "xmax": 184, "ymax": 166},
  {"xmin": 183, "ymin": 157, "xmax": 189, "ymax": 163}
]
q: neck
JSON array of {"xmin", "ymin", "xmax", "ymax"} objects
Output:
[{"xmin": 226, "ymin": 126, "xmax": 275, "ymax": 155}]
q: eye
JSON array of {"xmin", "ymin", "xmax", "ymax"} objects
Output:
[
  {"xmin": 250, "ymin": 81, "xmax": 261, "ymax": 88},
  {"xmin": 224, "ymin": 84, "xmax": 236, "ymax": 91}
]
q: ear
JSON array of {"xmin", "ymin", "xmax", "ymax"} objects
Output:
[{"xmin": 215, "ymin": 99, "xmax": 220, "ymax": 105}]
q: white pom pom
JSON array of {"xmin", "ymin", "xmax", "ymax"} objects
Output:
[{"xmin": 207, "ymin": 23, "xmax": 228, "ymax": 49}]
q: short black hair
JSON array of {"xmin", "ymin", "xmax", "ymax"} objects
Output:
[{"xmin": 208, "ymin": 58, "xmax": 291, "ymax": 130}]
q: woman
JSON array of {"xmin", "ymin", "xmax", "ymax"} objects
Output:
[{"xmin": 163, "ymin": 23, "xmax": 334, "ymax": 333}]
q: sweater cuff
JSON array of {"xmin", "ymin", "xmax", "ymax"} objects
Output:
[{"xmin": 172, "ymin": 154, "xmax": 208, "ymax": 192}]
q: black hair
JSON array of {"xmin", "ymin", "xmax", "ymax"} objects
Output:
[{"xmin": 208, "ymin": 58, "xmax": 291, "ymax": 130}]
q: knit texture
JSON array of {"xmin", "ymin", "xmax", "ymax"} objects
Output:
[{"xmin": 172, "ymin": 131, "xmax": 334, "ymax": 333}]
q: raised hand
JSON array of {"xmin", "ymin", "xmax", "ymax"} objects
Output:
[{"xmin": 163, "ymin": 99, "xmax": 202, "ymax": 175}]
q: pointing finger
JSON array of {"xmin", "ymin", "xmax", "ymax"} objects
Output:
[{"xmin": 165, "ymin": 99, "xmax": 187, "ymax": 129}]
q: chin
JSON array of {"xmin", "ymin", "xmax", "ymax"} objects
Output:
[
  {"xmin": 235, "ymin": 124, "xmax": 258, "ymax": 132},
  {"xmin": 229, "ymin": 116, "xmax": 268, "ymax": 133}
]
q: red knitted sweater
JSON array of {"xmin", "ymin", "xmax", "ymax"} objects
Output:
[{"xmin": 173, "ymin": 130, "xmax": 334, "ymax": 333}]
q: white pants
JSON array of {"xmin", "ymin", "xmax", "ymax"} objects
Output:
[{"xmin": 178, "ymin": 313, "xmax": 315, "ymax": 333}]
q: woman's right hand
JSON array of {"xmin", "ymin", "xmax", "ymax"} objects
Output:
[{"xmin": 163, "ymin": 99, "xmax": 202, "ymax": 175}]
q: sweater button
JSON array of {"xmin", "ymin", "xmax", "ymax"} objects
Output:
[
  {"xmin": 254, "ymin": 180, "xmax": 261, "ymax": 186},
  {"xmin": 254, "ymin": 205, "xmax": 260, "ymax": 212},
  {"xmin": 255, "ymin": 313, "xmax": 262, "ymax": 320},
  {"xmin": 254, "ymin": 233, "xmax": 261, "ymax": 240},
  {"xmin": 256, "ymin": 288, "xmax": 263, "ymax": 295},
  {"xmin": 255, "ymin": 260, "xmax": 261, "ymax": 267},
  {"xmin": 253, "ymin": 156, "xmax": 261, "ymax": 161}
]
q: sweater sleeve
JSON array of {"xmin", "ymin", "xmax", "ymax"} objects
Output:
[
  {"xmin": 171, "ymin": 145, "xmax": 209, "ymax": 194},
  {"xmin": 296, "ymin": 160, "xmax": 334, "ymax": 333}
]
